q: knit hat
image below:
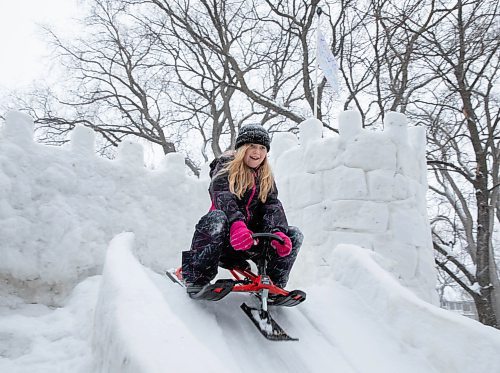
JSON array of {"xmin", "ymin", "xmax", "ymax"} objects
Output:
[{"xmin": 235, "ymin": 124, "xmax": 271, "ymax": 151}]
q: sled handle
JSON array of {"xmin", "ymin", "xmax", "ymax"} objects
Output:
[
  {"xmin": 250, "ymin": 233, "xmax": 284, "ymax": 309},
  {"xmin": 251, "ymin": 232, "xmax": 284, "ymax": 245}
]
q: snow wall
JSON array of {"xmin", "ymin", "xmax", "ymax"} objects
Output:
[
  {"xmin": 0, "ymin": 110, "xmax": 437, "ymax": 305},
  {"xmin": 270, "ymin": 111, "xmax": 437, "ymax": 304},
  {"xmin": 0, "ymin": 111, "xmax": 209, "ymax": 304}
]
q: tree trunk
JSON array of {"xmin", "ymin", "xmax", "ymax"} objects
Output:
[
  {"xmin": 489, "ymin": 245, "xmax": 500, "ymax": 324},
  {"xmin": 470, "ymin": 122, "xmax": 497, "ymax": 327}
]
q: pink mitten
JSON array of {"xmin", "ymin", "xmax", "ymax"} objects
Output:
[
  {"xmin": 230, "ymin": 221, "xmax": 254, "ymax": 251},
  {"xmin": 271, "ymin": 231, "xmax": 292, "ymax": 257}
]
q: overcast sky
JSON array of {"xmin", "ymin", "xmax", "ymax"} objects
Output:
[{"xmin": 0, "ymin": 0, "xmax": 79, "ymax": 90}]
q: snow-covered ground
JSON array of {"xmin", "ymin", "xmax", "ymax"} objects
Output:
[
  {"xmin": 4, "ymin": 233, "xmax": 499, "ymax": 373},
  {"xmin": 1, "ymin": 111, "xmax": 500, "ymax": 372},
  {"xmin": 0, "ymin": 277, "xmax": 98, "ymax": 373},
  {"xmin": 91, "ymin": 233, "xmax": 500, "ymax": 373}
]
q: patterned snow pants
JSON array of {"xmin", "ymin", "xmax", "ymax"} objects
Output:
[{"xmin": 182, "ymin": 210, "xmax": 303, "ymax": 288}]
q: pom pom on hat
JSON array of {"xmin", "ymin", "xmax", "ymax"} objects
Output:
[{"xmin": 235, "ymin": 124, "xmax": 270, "ymax": 151}]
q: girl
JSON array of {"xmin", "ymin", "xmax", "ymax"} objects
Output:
[{"xmin": 182, "ymin": 124, "xmax": 303, "ymax": 295}]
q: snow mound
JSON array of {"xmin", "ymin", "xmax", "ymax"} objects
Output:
[
  {"xmin": 91, "ymin": 234, "xmax": 500, "ymax": 373},
  {"xmin": 330, "ymin": 244, "xmax": 500, "ymax": 372},
  {"xmin": 93, "ymin": 233, "xmax": 229, "ymax": 373}
]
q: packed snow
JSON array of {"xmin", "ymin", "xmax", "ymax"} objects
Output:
[{"xmin": 1, "ymin": 111, "xmax": 500, "ymax": 372}]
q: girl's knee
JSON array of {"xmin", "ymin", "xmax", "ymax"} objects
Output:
[
  {"xmin": 198, "ymin": 210, "xmax": 229, "ymax": 236},
  {"xmin": 207, "ymin": 209, "xmax": 227, "ymax": 221},
  {"xmin": 287, "ymin": 226, "xmax": 303, "ymax": 249}
]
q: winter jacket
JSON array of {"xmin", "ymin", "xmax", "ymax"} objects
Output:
[{"xmin": 208, "ymin": 155, "xmax": 288, "ymax": 234}]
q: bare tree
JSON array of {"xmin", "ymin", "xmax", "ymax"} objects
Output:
[
  {"xmin": 6, "ymin": 0, "xmax": 362, "ymax": 159},
  {"xmin": 28, "ymin": 0, "xmax": 202, "ymax": 173},
  {"xmin": 330, "ymin": 0, "xmax": 499, "ymax": 327},
  {"xmin": 138, "ymin": 0, "xmax": 270, "ymax": 158},
  {"xmin": 421, "ymin": 0, "xmax": 500, "ymax": 327},
  {"xmin": 140, "ymin": 0, "xmax": 311, "ymax": 125},
  {"xmin": 12, "ymin": 0, "xmax": 333, "ymax": 166}
]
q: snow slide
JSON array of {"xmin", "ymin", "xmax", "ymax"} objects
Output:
[
  {"xmin": 93, "ymin": 233, "xmax": 230, "ymax": 373},
  {"xmin": 93, "ymin": 233, "xmax": 500, "ymax": 373}
]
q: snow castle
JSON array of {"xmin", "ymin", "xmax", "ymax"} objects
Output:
[{"xmin": 0, "ymin": 110, "xmax": 437, "ymax": 305}]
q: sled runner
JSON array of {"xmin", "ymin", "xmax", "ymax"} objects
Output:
[{"xmin": 166, "ymin": 233, "xmax": 306, "ymax": 341}]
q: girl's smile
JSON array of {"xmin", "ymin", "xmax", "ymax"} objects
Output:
[{"xmin": 244, "ymin": 143, "xmax": 268, "ymax": 169}]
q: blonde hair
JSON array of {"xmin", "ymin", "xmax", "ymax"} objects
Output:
[{"xmin": 222, "ymin": 144, "xmax": 274, "ymax": 203}]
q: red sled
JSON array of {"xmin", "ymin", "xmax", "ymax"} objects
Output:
[{"xmin": 166, "ymin": 233, "xmax": 306, "ymax": 341}]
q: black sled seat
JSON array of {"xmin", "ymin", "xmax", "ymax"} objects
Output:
[{"xmin": 218, "ymin": 257, "xmax": 251, "ymax": 272}]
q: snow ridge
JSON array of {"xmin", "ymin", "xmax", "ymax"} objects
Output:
[
  {"xmin": 331, "ymin": 244, "xmax": 500, "ymax": 372},
  {"xmin": 93, "ymin": 232, "xmax": 229, "ymax": 373}
]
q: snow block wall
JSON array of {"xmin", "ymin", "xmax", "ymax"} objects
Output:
[
  {"xmin": 271, "ymin": 111, "xmax": 437, "ymax": 304},
  {"xmin": 0, "ymin": 112, "xmax": 209, "ymax": 304}
]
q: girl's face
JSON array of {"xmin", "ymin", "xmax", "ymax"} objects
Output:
[{"xmin": 243, "ymin": 143, "xmax": 268, "ymax": 169}]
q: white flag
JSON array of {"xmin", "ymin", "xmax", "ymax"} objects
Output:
[{"xmin": 317, "ymin": 28, "xmax": 340, "ymax": 93}]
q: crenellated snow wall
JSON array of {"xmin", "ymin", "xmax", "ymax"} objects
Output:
[
  {"xmin": 0, "ymin": 110, "xmax": 437, "ymax": 305},
  {"xmin": 0, "ymin": 111, "xmax": 209, "ymax": 304},
  {"xmin": 270, "ymin": 111, "xmax": 437, "ymax": 304}
]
